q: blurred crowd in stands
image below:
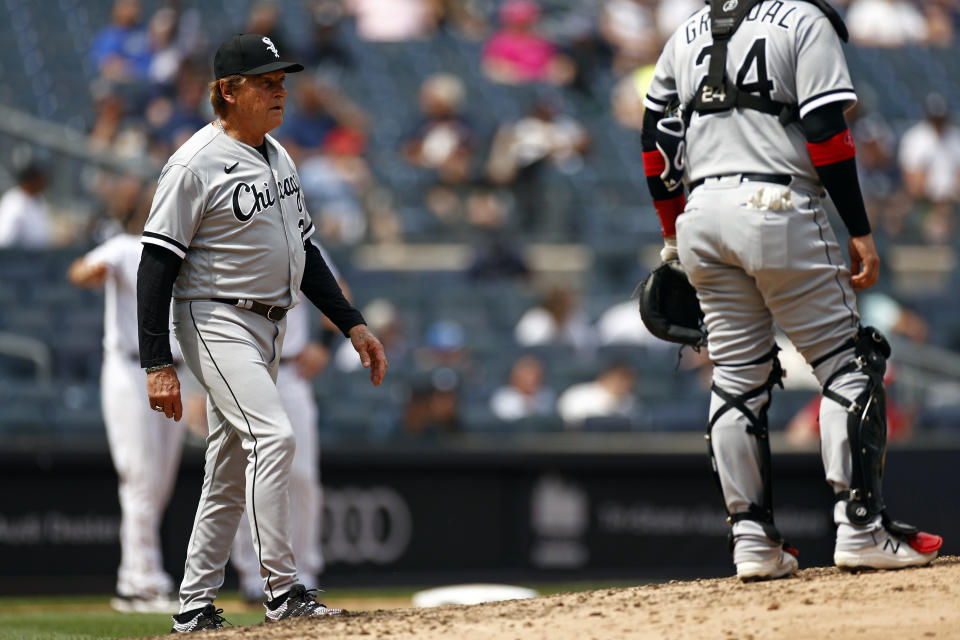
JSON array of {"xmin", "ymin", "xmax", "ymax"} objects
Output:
[{"xmin": 3, "ymin": 0, "xmax": 960, "ymax": 442}]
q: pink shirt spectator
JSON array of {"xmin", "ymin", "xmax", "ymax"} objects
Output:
[{"xmin": 482, "ymin": 30, "xmax": 556, "ymax": 83}]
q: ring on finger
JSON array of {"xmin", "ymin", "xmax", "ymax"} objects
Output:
[{"xmin": 153, "ymin": 404, "xmax": 164, "ymax": 411}]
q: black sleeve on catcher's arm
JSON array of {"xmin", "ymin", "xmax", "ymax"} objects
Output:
[
  {"xmin": 137, "ymin": 243, "xmax": 182, "ymax": 368},
  {"xmin": 641, "ymin": 107, "xmax": 686, "ymax": 236},
  {"xmin": 802, "ymin": 102, "xmax": 871, "ymax": 237},
  {"xmin": 301, "ymin": 238, "xmax": 365, "ymax": 335}
]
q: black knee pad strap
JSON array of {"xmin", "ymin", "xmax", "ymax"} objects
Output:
[{"xmin": 706, "ymin": 346, "xmax": 785, "ymax": 548}]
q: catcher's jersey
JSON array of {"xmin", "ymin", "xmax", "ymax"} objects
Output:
[
  {"xmin": 142, "ymin": 123, "xmax": 315, "ymax": 307},
  {"xmin": 644, "ymin": 1, "xmax": 857, "ymax": 183}
]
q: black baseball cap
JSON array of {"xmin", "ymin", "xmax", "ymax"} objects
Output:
[{"xmin": 214, "ymin": 33, "xmax": 304, "ymax": 79}]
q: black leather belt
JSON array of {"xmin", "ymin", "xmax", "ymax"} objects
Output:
[
  {"xmin": 689, "ymin": 173, "xmax": 791, "ymax": 192},
  {"xmin": 210, "ymin": 298, "xmax": 288, "ymax": 321}
]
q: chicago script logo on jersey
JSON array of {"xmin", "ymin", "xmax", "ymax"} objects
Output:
[{"xmin": 231, "ymin": 174, "xmax": 302, "ymax": 222}]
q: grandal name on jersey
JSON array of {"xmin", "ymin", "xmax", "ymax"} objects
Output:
[{"xmin": 684, "ymin": 1, "xmax": 802, "ymax": 45}]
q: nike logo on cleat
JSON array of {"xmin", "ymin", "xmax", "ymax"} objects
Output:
[{"xmin": 225, "ymin": 162, "xmax": 239, "ymax": 173}]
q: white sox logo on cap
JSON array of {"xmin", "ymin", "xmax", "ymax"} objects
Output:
[{"xmin": 262, "ymin": 36, "xmax": 279, "ymax": 58}]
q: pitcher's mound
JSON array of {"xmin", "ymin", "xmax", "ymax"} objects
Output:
[{"xmin": 154, "ymin": 556, "xmax": 960, "ymax": 639}]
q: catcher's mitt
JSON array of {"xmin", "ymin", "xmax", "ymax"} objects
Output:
[{"xmin": 637, "ymin": 260, "xmax": 706, "ymax": 348}]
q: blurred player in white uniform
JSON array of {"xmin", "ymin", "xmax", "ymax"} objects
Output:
[
  {"xmin": 69, "ymin": 210, "xmax": 184, "ymax": 613},
  {"xmin": 641, "ymin": 0, "xmax": 942, "ymax": 580}
]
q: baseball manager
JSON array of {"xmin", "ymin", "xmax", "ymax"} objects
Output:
[{"xmin": 137, "ymin": 33, "xmax": 386, "ymax": 632}]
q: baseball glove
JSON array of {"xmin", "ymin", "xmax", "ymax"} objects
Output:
[{"xmin": 637, "ymin": 260, "xmax": 706, "ymax": 348}]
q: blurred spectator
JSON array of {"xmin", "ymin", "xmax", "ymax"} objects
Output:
[
  {"xmin": 145, "ymin": 7, "xmax": 182, "ymax": 88},
  {"xmin": 556, "ymin": 362, "xmax": 638, "ymax": 428},
  {"xmin": 898, "ymin": 92, "xmax": 960, "ymax": 243},
  {"xmin": 244, "ymin": 1, "xmax": 292, "ymax": 56},
  {"xmin": 859, "ymin": 290, "xmax": 930, "ymax": 344},
  {"xmin": 610, "ymin": 65, "xmax": 654, "ymax": 132},
  {"xmin": 402, "ymin": 73, "xmax": 476, "ymax": 186},
  {"xmin": 599, "ymin": 0, "xmax": 660, "ymax": 74},
  {"xmin": 515, "ymin": 286, "xmax": 596, "ymax": 355},
  {"xmin": 145, "ymin": 59, "xmax": 210, "ymax": 154},
  {"xmin": 595, "ymin": 299, "xmax": 670, "ymax": 348},
  {"xmin": 90, "ymin": 0, "xmax": 151, "ymax": 83},
  {"xmin": 274, "ymin": 79, "xmax": 374, "ymax": 245},
  {"xmin": 925, "ymin": 0, "xmax": 956, "ymax": 47},
  {"xmin": 486, "ymin": 94, "xmax": 589, "ymax": 234},
  {"xmin": 406, "ymin": 319, "xmax": 469, "ymax": 439},
  {"xmin": 481, "ymin": 0, "xmax": 575, "ymax": 86},
  {"xmin": 432, "ymin": 0, "xmax": 490, "ymax": 40},
  {"xmin": 303, "ymin": 0, "xmax": 354, "ymax": 72},
  {"xmin": 850, "ymin": 109, "xmax": 913, "ymax": 239},
  {"xmin": 402, "ymin": 377, "xmax": 461, "ymax": 437},
  {"xmin": 416, "ymin": 319, "xmax": 470, "ymax": 371},
  {"xmin": 846, "ymin": 0, "xmax": 928, "ymax": 48},
  {"xmin": 279, "ymin": 77, "xmax": 369, "ymax": 159},
  {"xmin": 299, "ymin": 154, "xmax": 368, "ymax": 245},
  {"xmin": 88, "ymin": 84, "xmax": 150, "ymax": 159},
  {"xmin": 466, "ymin": 188, "xmax": 531, "ymax": 281},
  {"xmin": 95, "ymin": 175, "xmax": 153, "ymax": 242},
  {"xmin": 0, "ymin": 162, "xmax": 53, "ymax": 248},
  {"xmin": 348, "ymin": 0, "xmax": 438, "ymax": 42},
  {"xmin": 552, "ymin": 9, "xmax": 613, "ymax": 98},
  {"xmin": 402, "ymin": 73, "xmax": 480, "ymax": 227},
  {"xmin": 489, "ymin": 354, "xmax": 556, "ymax": 421},
  {"xmin": 656, "ymin": 0, "xmax": 704, "ymax": 40}
]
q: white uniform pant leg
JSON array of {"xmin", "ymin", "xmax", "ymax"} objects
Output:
[
  {"xmin": 278, "ymin": 362, "xmax": 323, "ymax": 584},
  {"xmin": 102, "ymin": 351, "xmax": 183, "ymax": 597},
  {"xmin": 174, "ymin": 301, "xmax": 298, "ymax": 610}
]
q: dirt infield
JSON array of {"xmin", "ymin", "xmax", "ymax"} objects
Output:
[{"xmin": 158, "ymin": 556, "xmax": 959, "ymax": 639}]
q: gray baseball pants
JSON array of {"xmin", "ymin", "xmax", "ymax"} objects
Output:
[
  {"xmin": 173, "ymin": 300, "xmax": 298, "ymax": 612},
  {"xmin": 676, "ymin": 176, "xmax": 871, "ymax": 543}
]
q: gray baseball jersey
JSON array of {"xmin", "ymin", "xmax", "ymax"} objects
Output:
[
  {"xmin": 644, "ymin": 1, "xmax": 856, "ymax": 183},
  {"xmin": 143, "ymin": 123, "xmax": 315, "ymax": 308}
]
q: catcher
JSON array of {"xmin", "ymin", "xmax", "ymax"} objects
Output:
[{"xmin": 638, "ymin": 0, "xmax": 942, "ymax": 580}]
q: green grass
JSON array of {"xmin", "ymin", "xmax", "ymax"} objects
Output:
[
  {"xmin": 0, "ymin": 594, "xmax": 259, "ymax": 640},
  {"xmin": 0, "ymin": 580, "xmax": 657, "ymax": 639}
]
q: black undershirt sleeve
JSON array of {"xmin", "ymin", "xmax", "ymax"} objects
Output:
[
  {"xmin": 641, "ymin": 108, "xmax": 677, "ymax": 202},
  {"xmin": 801, "ymin": 103, "xmax": 871, "ymax": 237},
  {"xmin": 301, "ymin": 238, "xmax": 365, "ymax": 335},
  {"xmin": 137, "ymin": 244, "xmax": 183, "ymax": 368}
]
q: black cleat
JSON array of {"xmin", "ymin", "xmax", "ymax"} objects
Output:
[
  {"xmin": 264, "ymin": 584, "xmax": 344, "ymax": 622},
  {"xmin": 170, "ymin": 604, "xmax": 228, "ymax": 633}
]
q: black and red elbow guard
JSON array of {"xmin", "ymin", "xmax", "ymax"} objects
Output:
[{"xmin": 802, "ymin": 103, "xmax": 870, "ymax": 237}]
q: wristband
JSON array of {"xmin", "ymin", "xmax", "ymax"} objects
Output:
[{"xmin": 145, "ymin": 364, "xmax": 172, "ymax": 373}]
